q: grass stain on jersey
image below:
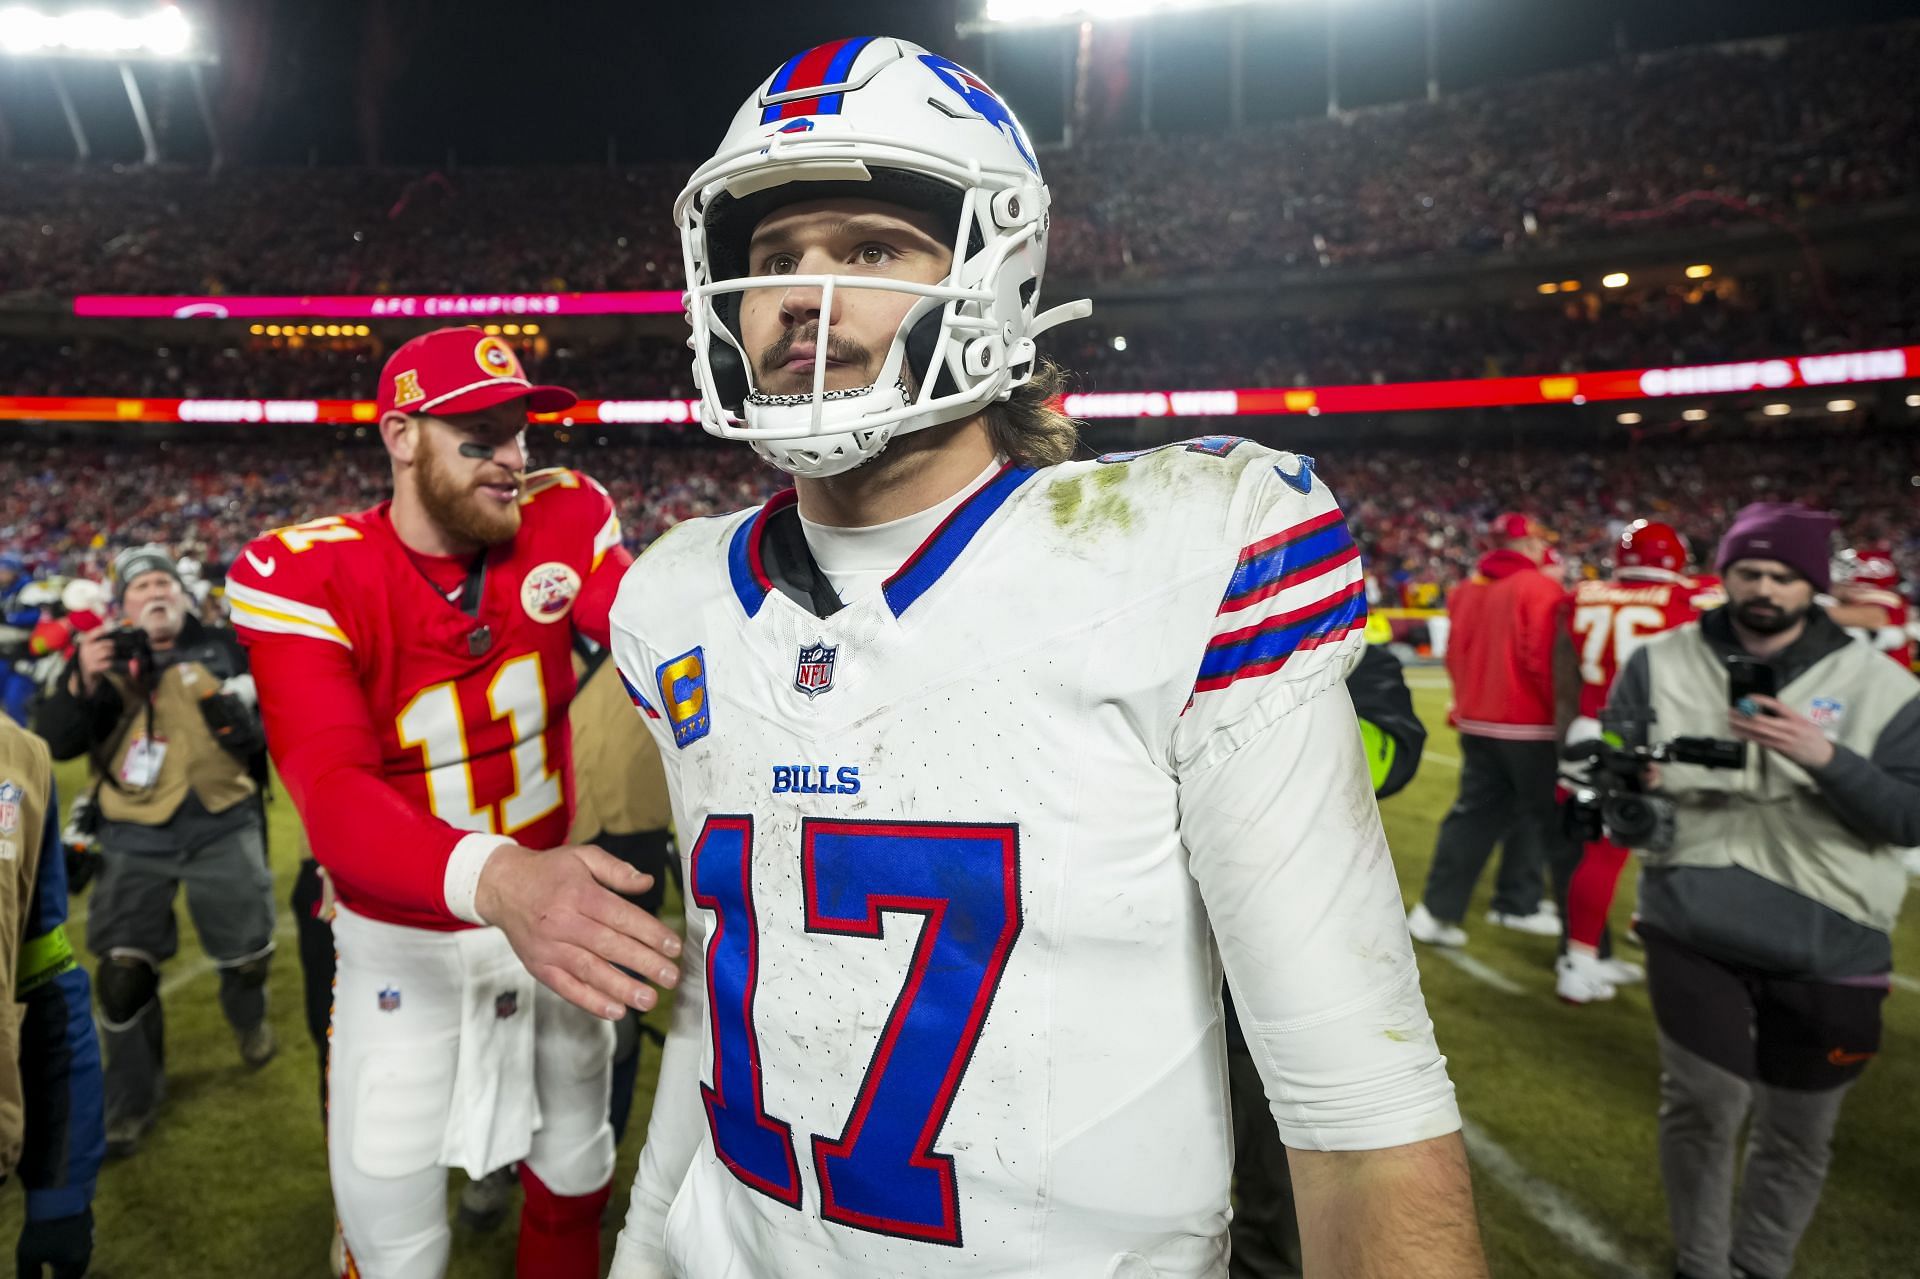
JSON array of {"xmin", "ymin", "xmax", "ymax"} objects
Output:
[{"xmin": 1049, "ymin": 464, "xmax": 1134, "ymax": 535}]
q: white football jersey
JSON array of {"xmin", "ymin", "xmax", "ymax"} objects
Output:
[{"xmin": 609, "ymin": 437, "xmax": 1459, "ymax": 1279}]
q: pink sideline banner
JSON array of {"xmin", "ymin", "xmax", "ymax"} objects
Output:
[{"xmin": 72, "ymin": 291, "xmax": 683, "ymax": 320}]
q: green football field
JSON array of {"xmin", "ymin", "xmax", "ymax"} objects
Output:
[{"xmin": 6, "ymin": 670, "xmax": 1916, "ymax": 1277}]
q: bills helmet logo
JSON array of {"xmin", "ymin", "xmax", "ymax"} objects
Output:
[
  {"xmin": 919, "ymin": 52, "xmax": 1037, "ymax": 173},
  {"xmin": 794, "ymin": 642, "xmax": 837, "ymax": 699}
]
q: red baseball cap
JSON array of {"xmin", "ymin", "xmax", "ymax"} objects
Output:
[
  {"xmin": 1491, "ymin": 512, "xmax": 1550, "ymax": 542},
  {"xmin": 377, "ymin": 327, "xmax": 577, "ymax": 417}
]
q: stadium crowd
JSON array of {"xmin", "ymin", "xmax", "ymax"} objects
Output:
[
  {"xmin": 0, "ymin": 22, "xmax": 1913, "ymax": 296},
  {"xmin": 5, "ymin": 265, "xmax": 1915, "ymax": 401},
  {"xmin": 1, "ymin": 426, "xmax": 1913, "ymax": 610}
]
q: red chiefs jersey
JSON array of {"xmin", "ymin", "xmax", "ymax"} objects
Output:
[
  {"xmin": 226, "ymin": 468, "xmax": 633, "ymax": 930},
  {"xmin": 1567, "ymin": 573, "xmax": 1723, "ymax": 718},
  {"xmin": 1840, "ymin": 586, "xmax": 1915, "ymax": 670}
]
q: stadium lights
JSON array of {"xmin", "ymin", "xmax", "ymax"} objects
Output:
[
  {"xmin": 1685, "ymin": 264, "xmax": 1713, "ymax": 279},
  {"xmin": 524, "ymin": 323, "xmax": 540, "ymax": 335},
  {"xmin": 974, "ymin": 0, "xmax": 1281, "ymax": 29},
  {"xmin": 1602, "ymin": 272, "xmax": 1630, "ymax": 288},
  {"xmin": 1827, "ymin": 399, "xmax": 1856, "ymax": 412},
  {"xmin": 1682, "ymin": 408, "xmax": 1708, "ymax": 422},
  {"xmin": 0, "ymin": 4, "xmax": 200, "ymax": 60},
  {"xmin": 1908, "ymin": 394, "xmax": 1920, "ymax": 408},
  {"xmin": 1560, "ymin": 280, "xmax": 1581, "ymax": 292},
  {"xmin": 1111, "ymin": 335, "xmax": 1129, "ymax": 351},
  {"xmin": 1616, "ymin": 412, "xmax": 1642, "ymax": 425},
  {"xmin": 1762, "ymin": 403, "xmax": 1792, "ymax": 416},
  {"xmin": 1537, "ymin": 282, "xmax": 1559, "ymax": 295}
]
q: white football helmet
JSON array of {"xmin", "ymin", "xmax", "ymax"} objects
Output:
[{"xmin": 677, "ymin": 36, "xmax": 1090, "ymax": 478}]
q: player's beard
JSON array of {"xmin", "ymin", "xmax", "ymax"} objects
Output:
[
  {"xmin": 1732, "ymin": 597, "xmax": 1808, "ymax": 635},
  {"xmin": 417, "ymin": 438, "xmax": 522, "ymax": 548}
]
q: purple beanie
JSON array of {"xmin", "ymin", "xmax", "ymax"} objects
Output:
[{"xmin": 1715, "ymin": 502, "xmax": 1839, "ymax": 593}]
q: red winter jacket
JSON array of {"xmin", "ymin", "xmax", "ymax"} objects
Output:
[{"xmin": 1444, "ymin": 549, "xmax": 1567, "ymax": 741}]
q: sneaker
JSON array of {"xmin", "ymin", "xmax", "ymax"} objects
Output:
[
  {"xmin": 237, "ymin": 1021, "xmax": 278, "ymax": 1069},
  {"xmin": 1407, "ymin": 903, "xmax": 1468, "ymax": 948},
  {"xmin": 104, "ymin": 1111, "xmax": 154, "ymax": 1160},
  {"xmin": 1555, "ymin": 953, "xmax": 1618, "ymax": 1005},
  {"xmin": 458, "ymin": 1164, "xmax": 519, "ymax": 1232},
  {"xmin": 1485, "ymin": 907, "xmax": 1562, "ymax": 937},
  {"xmin": 1597, "ymin": 956, "xmax": 1645, "ymax": 985}
]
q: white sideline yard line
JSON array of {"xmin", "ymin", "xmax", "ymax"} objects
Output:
[
  {"xmin": 1429, "ymin": 945, "xmax": 1527, "ymax": 995},
  {"xmin": 1892, "ymin": 972, "xmax": 1920, "ymax": 995},
  {"xmin": 158, "ymin": 916, "xmax": 299, "ymax": 997},
  {"xmin": 1425, "ymin": 749, "xmax": 1461, "ymax": 768},
  {"xmin": 1460, "ymin": 1118, "xmax": 1653, "ymax": 1279}
]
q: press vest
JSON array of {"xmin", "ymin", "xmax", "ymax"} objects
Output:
[
  {"xmin": 96, "ymin": 660, "xmax": 255, "ymax": 826},
  {"xmin": 1641, "ymin": 622, "xmax": 1912, "ymax": 935},
  {"xmin": 0, "ymin": 721, "xmax": 52, "ymax": 1178}
]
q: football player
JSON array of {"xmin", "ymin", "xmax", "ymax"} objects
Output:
[
  {"xmin": 226, "ymin": 327, "xmax": 682, "ymax": 1279},
  {"xmin": 608, "ymin": 37, "xmax": 1482, "ymax": 1279},
  {"xmin": 1554, "ymin": 519, "xmax": 1722, "ymax": 1003},
  {"xmin": 1829, "ymin": 545, "xmax": 1912, "ymax": 670}
]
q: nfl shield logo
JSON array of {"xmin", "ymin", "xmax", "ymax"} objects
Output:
[
  {"xmin": 495, "ymin": 991, "xmax": 519, "ymax": 1020},
  {"xmin": 0, "ymin": 780, "xmax": 20, "ymax": 837},
  {"xmin": 1809, "ymin": 697, "xmax": 1845, "ymax": 731},
  {"xmin": 377, "ymin": 986, "xmax": 401, "ymax": 1012},
  {"xmin": 794, "ymin": 642, "xmax": 837, "ymax": 699}
]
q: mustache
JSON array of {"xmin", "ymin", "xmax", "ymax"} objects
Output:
[{"xmin": 758, "ymin": 322, "xmax": 873, "ymax": 376}]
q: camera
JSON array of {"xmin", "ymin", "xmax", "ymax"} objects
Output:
[
  {"xmin": 106, "ymin": 625, "xmax": 153, "ymax": 674},
  {"xmin": 1563, "ymin": 708, "xmax": 1745, "ymax": 852}
]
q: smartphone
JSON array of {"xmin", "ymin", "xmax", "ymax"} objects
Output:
[{"xmin": 1725, "ymin": 654, "xmax": 1777, "ymax": 716}]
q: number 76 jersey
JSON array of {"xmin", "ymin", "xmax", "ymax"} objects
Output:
[
  {"xmin": 1568, "ymin": 573, "xmax": 1724, "ymax": 718},
  {"xmin": 608, "ymin": 440, "xmax": 1460, "ymax": 1278}
]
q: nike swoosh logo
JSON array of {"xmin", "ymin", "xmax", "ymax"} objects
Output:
[
  {"xmin": 1827, "ymin": 1048, "xmax": 1875, "ymax": 1066},
  {"xmin": 244, "ymin": 550, "xmax": 277, "ymax": 578}
]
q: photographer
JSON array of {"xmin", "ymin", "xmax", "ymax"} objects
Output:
[
  {"xmin": 34, "ymin": 545, "xmax": 277, "ymax": 1160},
  {"xmin": 1605, "ymin": 503, "xmax": 1920, "ymax": 1279}
]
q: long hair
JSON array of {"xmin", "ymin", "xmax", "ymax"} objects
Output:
[{"xmin": 984, "ymin": 358, "xmax": 1079, "ymax": 468}]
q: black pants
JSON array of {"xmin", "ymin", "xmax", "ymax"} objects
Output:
[
  {"xmin": 1226, "ymin": 1028, "xmax": 1301, "ymax": 1278},
  {"xmin": 291, "ymin": 857, "xmax": 334, "ymax": 1121},
  {"xmin": 87, "ymin": 822, "xmax": 277, "ymax": 1128},
  {"xmin": 596, "ymin": 828, "xmax": 673, "ymax": 1145},
  {"xmin": 1420, "ymin": 734, "xmax": 1569, "ymax": 923},
  {"xmin": 1641, "ymin": 925, "xmax": 1883, "ymax": 1279}
]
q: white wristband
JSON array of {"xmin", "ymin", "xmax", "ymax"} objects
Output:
[{"xmin": 443, "ymin": 833, "xmax": 515, "ymax": 925}]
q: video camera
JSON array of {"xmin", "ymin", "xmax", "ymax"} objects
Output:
[{"xmin": 1562, "ymin": 707, "xmax": 1745, "ymax": 852}]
